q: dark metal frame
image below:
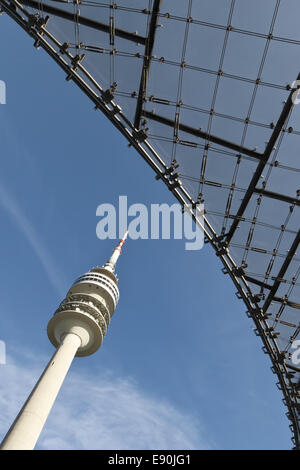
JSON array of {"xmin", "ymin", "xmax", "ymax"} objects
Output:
[
  {"xmin": 225, "ymin": 82, "xmax": 300, "ymax": 244},
  {"xmin": 1, "ymin": 0, "xmax": 299, "ymax": 449},
  {"xmin": 142, "ymin": 109, "xmax": 264, "ymax": 159},
  {"xmin": 134, "ymin": 0, "xmax": 161, "ymax": 129},
  {"xmin": 19, "ymin": 0, "xmax": 147, "ymax": 44}
]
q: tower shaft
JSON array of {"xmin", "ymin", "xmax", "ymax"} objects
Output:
[{"xmin": 0, "ymin": 333, "xmax": 81, "ymax": 450}]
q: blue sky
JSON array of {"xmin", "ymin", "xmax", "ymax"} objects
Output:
[{"xmin": 0, "ymin": 8, "xmax": 294, "ymax": 450}]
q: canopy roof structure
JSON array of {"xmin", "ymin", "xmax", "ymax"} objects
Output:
[{"xmin": 1, "ymin": 0, "xmax": 299, "ymax": 448}]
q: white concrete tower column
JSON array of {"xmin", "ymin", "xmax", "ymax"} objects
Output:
[
  {"xmin": 0, "ymin": 232, "xmax": 128, "ymax": 450},
  {"xmin": 0, "ymin": 333, "xmax": 81, "ymax": 450}
]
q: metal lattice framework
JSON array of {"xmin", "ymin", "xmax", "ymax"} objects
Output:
[{"xmin": 1, "ymin": 0, "xmax": 299, "ymax": 448}]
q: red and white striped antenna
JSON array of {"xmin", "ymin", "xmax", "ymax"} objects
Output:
[{"xmin": 103, "ymin": 230, "xmax": 129, "ymax": 272}]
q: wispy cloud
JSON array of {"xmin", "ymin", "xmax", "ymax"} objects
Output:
[
  {"xmin": 0, "ymin": 352, "xmax": 210, "ymax": 450},
  {"xmin": 0, "ymin": 182, "xmax": 65, "ymax": 296}
]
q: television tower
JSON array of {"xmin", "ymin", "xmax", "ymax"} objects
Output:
[{"xmin": 0, "ymin": 231, "xmax": 128, "ymax": 450}]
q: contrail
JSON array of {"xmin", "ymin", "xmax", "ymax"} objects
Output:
[{"xmin": 0, "ymin": 181, "xmax": 65, "ymax": 296}]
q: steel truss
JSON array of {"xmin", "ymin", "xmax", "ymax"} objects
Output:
[{"xmin": 0, "ymin": 0, "xmax": 299, "ymax": 448}]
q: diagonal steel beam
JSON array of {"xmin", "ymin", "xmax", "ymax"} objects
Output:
[
  {"xmin": 253, "ymin": 188, "xmax": 300, "ymax": 206},
  {"xmin": 142, "ymin": 110, "xmax": 264, "ymax": 159},
  {"xmin": 134, "ymin": 0, "xmax": 161, "ymax": 129},
  {"xmin": 225, "ymin": 73, "xmax": 300, "ymax": 244},
  {"xmin": 18, "ymin": 0, "xmax": 146, "ymax": 44},
  {"xmin": 263, "ymin": 230, "xmax": 300, "ymax": 313},
  {"xmin": 286, "ymin": 363, "xmax": 300, "ymax": 373},
  {"xmin": 244, "ymin": 275, "xmax": 272, "ymax": 290},
  {"xmin": 273, "ymin": 297, "xmax": 300, "ymax": 310}
]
